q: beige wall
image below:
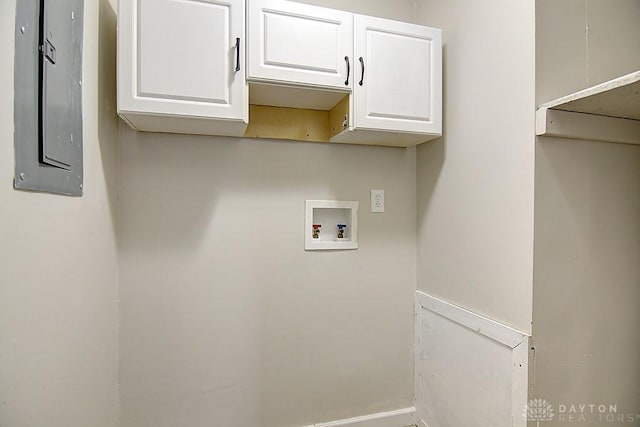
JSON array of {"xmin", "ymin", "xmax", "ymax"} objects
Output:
[
  {"xmin": 118, "ymin": 1, "xmax": 418, "ymax": 426},
  {"xmin": 415, "ymin": 0, "xmax": 536, "ymax": 333},
  {"xmin": 536, "ymin": 0, "xmax": 640, "ymax": 104},
  {"xmin": 292, "ymin": 0, "xmax": 418, "ymax": 23},
  {"xmin": 0, "ymin": 0, "xmax": 119, "ymax": 426},
  {"xmin": 532, "ymin": 0, "xmax": 640, "ymax": 421}
]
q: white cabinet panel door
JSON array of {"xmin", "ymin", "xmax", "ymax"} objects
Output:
[
  {"xmin": 248, "ymin": 0, "xmax": 353, "ymax": 90},
  {"xmin": 353, "ymin": 15, "xmax": 441, "ymax": 134},
  {"xmin": 119, "ymin": 0, "xmax": 247, "ymax": 122}
]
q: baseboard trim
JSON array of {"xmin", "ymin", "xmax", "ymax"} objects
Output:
[{"xmin": 302, "ymin": 407, "xmax": 417, "ymax": 427}]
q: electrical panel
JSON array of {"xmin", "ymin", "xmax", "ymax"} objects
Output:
[{"xmin": 14, "ymin": 0, "xmax": 84, "ymax": 196}]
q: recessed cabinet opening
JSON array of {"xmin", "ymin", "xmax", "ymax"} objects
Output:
[{"xmin": 244, "ymin": 87, "xmax": 349, "ymax": 143}]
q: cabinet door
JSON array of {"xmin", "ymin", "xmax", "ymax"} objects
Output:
[
  {"xmin": 353, "ymin": 15, "xmax": 441, "ymax": 134},
  {"xmin": 118, "ymin": 0, "xmax": 247, "ymax": 123},
  {"xmin": 248, "ymin": 0, "xmax": 353, "ymax": 90}
]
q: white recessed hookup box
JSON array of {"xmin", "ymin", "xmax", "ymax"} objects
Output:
[{"xmin": 305, "ymin": 200, "xmax": 359, "ymax": 251}]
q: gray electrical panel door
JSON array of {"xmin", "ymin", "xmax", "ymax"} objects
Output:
[
  {"xmin": 14, "ymin": 0, "xmax": 84, "ymax": 195},
  {"xmin": 40, "ymin": 1, "xmax": 82, "ymax": 170}
]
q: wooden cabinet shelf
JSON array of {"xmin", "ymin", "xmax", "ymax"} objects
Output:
[{"xmin": 536, "ymin": 70, "xmax": 640, "ymax": 145}]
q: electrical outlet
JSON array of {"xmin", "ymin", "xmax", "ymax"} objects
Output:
[{"xmin": 371, "ymin": 189, "xmax": 384, "ymax": 213}]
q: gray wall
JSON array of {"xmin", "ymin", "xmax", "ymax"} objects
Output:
[
  {"xmin": 117, "ymin": 1, "xmax": 419, "ymax": 426},
  {"xmin": 0, "ymin": 0, "xmax": 120, "ymax": 426},
  {"xmin": 532, "ymin": 0, "xmax": 640, "ymax": 422},
  {"xmin": 415, "ymin": 0, "xmax": 536, "ymax": 333}
]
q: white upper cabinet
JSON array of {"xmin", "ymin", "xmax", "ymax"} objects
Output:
[
  {"xmin": 118, "ymin": 0, "xmax": 248, "ymax": 136},
  {"xmin": 117, "ymin": 0, "xmax": 442, "ymax": 146},
  {"xmin": 248, "ymin": 0, "xmax": 353, "ymax": 90},
  {"xmin": 342, "ymin": 15, "xmax": 442, "ymax": 143}
]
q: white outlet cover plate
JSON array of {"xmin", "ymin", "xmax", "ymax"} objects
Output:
[{"xmin": 371, "ymin": 189, "xmax": 384, "ymax": 213}]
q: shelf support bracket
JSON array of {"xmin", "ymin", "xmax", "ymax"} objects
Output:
[{"xmin": 536, "ymin": 108, "xmax": 640, "ymax": 145}]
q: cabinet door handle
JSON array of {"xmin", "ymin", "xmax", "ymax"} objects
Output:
[
  {"xmin": 344, "ymin": 56, "xmax": 350, "ymax": 86},
  {"xmin": 235, "ymin": 37, "xmax": 241, "ymax": 72},
  {"xmin": 358, "ymin": 57, "xmax": 365, "ymax": 86}
]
